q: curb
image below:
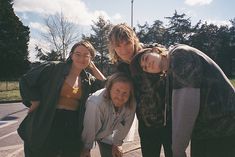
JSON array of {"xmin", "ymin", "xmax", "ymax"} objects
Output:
[{"xmin": 0, "ymin": 100, "xmax": 22, "ymax": 104}]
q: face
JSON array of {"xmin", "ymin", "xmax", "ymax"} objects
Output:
[
  {"xmin": 110, "ymin": 81, "xmax": 131, "ymax": 108},
  {"xmin": 140, "ymin": 52, "xmax": 162, "ymax": 73},
  {"xmin": 114, "ymin": 41, "xmax": 135, "ymax": 63},
  {"xmin": 71, "ymin": 45, "xmax": 91, "ymax": 69}
]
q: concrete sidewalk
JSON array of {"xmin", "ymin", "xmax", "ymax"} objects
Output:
[
  {"xmin": 90, "ymin": 127, "xmax": 141, "ymax": 157},
  {"xmin": 90, "ymin": 118, "xmax": 190, "ymax": 157}
]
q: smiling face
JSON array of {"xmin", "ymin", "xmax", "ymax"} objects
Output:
[
  {"xmin": 114, "ymin": 41, "xmax": 135, "ymax": 63},
  {"xmin": 71, "ymin": 45, "xmax": 91, "ymax": 70},
  {"xmin": 140, "ymin": 52, "xmax": 162, "ymax": 73},
  {"xmin": 110, "ymin": 81, "xmax": 131, "ymax": 108}
]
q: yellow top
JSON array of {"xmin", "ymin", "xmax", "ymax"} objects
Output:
[{"xmin": 57, "ymin": 81, "xmax": 82, "ymax": 110}]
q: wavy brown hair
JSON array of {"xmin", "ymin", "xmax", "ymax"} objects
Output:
[{"xmin": 66, "ymin": 40, "xmax": 96, "ymax": 63}]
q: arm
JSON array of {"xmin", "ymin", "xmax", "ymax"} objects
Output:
[
  {"xmin": 170, "ymin": 46, "xmax": 202, "ymax": 157},
  {"xmin": 19, "ymin": 62, "xmax": 54, "ymax": 107},
  {"xmin": 172, "ymin": 88, "xmax": 200, "ymax": 157},
  {"xmin": 82, "ymin": 96, "xmax": 102, "ymax": 150},
  {"xmin": 112, "ymin": 105, "xmax": 136, "ymax": 146},
  {"xmin": 88, "ymin": 61, "xmax": 106, "ymax": 80}
]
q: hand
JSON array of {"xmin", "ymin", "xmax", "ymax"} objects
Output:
[
  {"xmin": 87, "ymin": 61, "xmax": 106, "ymax": 80},
  {"xmin": 112, "ymin": 145, "xmax": 123, "ymax": 157},
  {"xmin": 80, "ymin": 148, "xmax": 91, "ymax": 157},
  {"xmin": 87, "ymin": 61, "xmax": 96, "ymax": 70},
  {"xmin": 28, "ymin": 101, "xmax": 40, "ymax": 113}
]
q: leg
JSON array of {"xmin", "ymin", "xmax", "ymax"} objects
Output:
[
  {"xmin": 191, "ymin": 134, "xmax": 235, "ymax": 157},
  {"xmin": 57, "ymin": 109, "xmax": 81, "ymax": 157},
  {"xmin": 138, "ymin": 122, "xmax": 161, "ymax": 157},
  {"xmin": 162, "ymin": 125, "xmax": 172, "ymax": 157},
  {"xmin": 98, "ymin": 142, "xmax": 113, "ymax": 157}
]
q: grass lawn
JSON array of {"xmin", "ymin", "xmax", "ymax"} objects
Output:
[
  {"xmin": 0, "ymin": 90, "xmax": 21, "ymax": 101},
  {"xmin": 230, "ymin": 78, "xmax": 235, "ymax": 87},
  {"xmin": 0, "ymin": 81, "xmax": 21, "ymax": 102}
]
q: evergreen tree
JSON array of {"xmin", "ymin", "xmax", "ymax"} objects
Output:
[
  {"xmin": 83, "ymin": 16, "xmax": 113, "ymax": 74},
  {"xmin": 0, "ymin": 0, "xmax": 30, "ymax": 79},
  {"xmin": 136, "ymin": 20, "xmax": 166, "ymax": 45},
  {"xmin": 164, "ymin": 10, "xmax": 192, "ymax": 46}
]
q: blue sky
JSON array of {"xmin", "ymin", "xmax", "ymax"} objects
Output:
[{"xmin": 13, "ymin": 0, "xmax": 235, "ymax": 61}]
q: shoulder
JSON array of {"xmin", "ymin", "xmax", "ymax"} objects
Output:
[{"xmin": 87, "ymin": 88, "xmax": 106, "ymax": 104}]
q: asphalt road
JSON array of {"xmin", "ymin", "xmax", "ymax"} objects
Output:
[
  {"xmin": 0, "ymin": 102, "xmax": 27, "ymax": 157},
  {"xmin": 0, "ymin": 102, "xmax": 190, "ymax": 157}
]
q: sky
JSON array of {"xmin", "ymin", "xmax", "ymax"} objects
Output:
[{"xmin": 13, "ymin": 0, "xmax": 235, "ymax": 61}]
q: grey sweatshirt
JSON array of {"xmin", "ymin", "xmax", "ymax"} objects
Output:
[{"xmin": 82, "ymin": 89, "xmax": 136, "ymax": 149}]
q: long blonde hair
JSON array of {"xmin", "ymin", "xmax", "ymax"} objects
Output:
[
  {"xmin": 108, "ymin": 23, "xmax": 142, "ymax": 63},
  {"xmin": 104, "ymin": 72, "xmax": 135, "ymax": 109}
]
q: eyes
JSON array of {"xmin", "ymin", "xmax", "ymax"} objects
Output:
[
  {"xmin": 73, "ymin": 52, "xmax": 91, "ymax": 59},
  {"xmin": 113, "ymin": 89, "xmax": 129, "ymax": 97},
  {"xmin": 141, "ymin": 54, "xmax": 149, "ymax": 71}
]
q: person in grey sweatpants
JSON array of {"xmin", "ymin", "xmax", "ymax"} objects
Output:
[{"xmin": 130, "ymin": 44, "xmax": 235, "ymax": 157}]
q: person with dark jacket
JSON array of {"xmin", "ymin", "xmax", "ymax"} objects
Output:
[
  {"xmin": 108, "ymin": 23, "xmax": 172, "ymax": 157},
  {"xmin": 18, "ymin": 40, "xmax": 106, "ymax": 157},
  {"xmin": 130, "ymin": 44, "xmax": 235, "ymax": 157}
]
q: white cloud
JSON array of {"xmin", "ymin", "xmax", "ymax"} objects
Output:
[
  {"xmin": 13, "ymin": 0, "xmax": 120, "ymax": 26},
  {"xmin": 29, "ymin": 22, "xmax": 47, "ymax": 33},
  {"xmin": 185, "ymin": 0, "xmax": 213, "ymax": 6},
  {"xmin": 203, "ymin": 19, "xmax": 232, "ymax": 27},
  {"xmin": 28, "ymin": 37, "xmax": 51, "ymax": 62},
  {"xmin": 13, "ymin": 0, "xmax": 123, "ymax": 61},
  {"xmin": 112, "ymin": 13, "xmax": 122, "ymax": 21}
]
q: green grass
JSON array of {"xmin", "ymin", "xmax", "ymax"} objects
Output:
[
  {"xmin": 230, "ymin": 78, "xmax": 235, "ymax": 87},
  {"xmin": 0, "ymin": 81, "xmax": 21, "ymax": 102},
  {"xmin": 0, "ymin": 90, "xmax": 21, "ymax": 101},
  {"xmin": 0, "ymin": 81, "xmax": 19, "ymax": 91}
]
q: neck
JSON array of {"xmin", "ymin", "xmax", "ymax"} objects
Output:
[{"xmin": 70, "ymin": 65, "xmax": 82, "ymax": 76}]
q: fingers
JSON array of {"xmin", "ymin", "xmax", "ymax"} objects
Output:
[
  {"xmin": 28, "ymin": 101, "xmax": 40, "ymax": 113},
  {"xmin": 112, "ymin": 145, "xmax": 123, "ymax": 157}
]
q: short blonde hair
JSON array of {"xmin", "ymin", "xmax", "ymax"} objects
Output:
[{"xmin": 108, "ymin": 23, "xmax": 142, "ymax": 63}]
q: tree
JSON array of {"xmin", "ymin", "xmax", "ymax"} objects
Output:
[
  {"xmin": 136, "ymin": 20, "xmax": 166, "ymax": 45},
  {"xmin": 164, "ymin": 10, "xmax": 192, "ymax": 46},
  {"xmin": 0, "ymin": 0, "xmax": 30, "ymax": 79},
  {"xmin": 136, "ymin": 22, "xmax": 151, "ymax": 43},
  {"xmin": 37, "ymin": 12, "xmax": 80, "ymax": 61},
  {"xmin": 83, "ymin": 16, "xmax": 113, "ymax": 74}
]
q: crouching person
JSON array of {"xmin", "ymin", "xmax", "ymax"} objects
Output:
[{"xmin": 81, "ymin": 72, "xmax": 136, "ymax": 157}]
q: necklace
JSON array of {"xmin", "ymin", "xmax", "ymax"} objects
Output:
[
  {"xmin": 72, "ymin": 86, "xmax": 79, "ymax": 94},
  {"xmin": 71, "ymin": 76, "xmax": 80, "ymax": 94}
]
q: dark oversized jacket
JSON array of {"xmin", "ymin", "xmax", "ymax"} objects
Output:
[{"xmin": 18, "ymin": 61, "xmax": 102, "ymax": 152}]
